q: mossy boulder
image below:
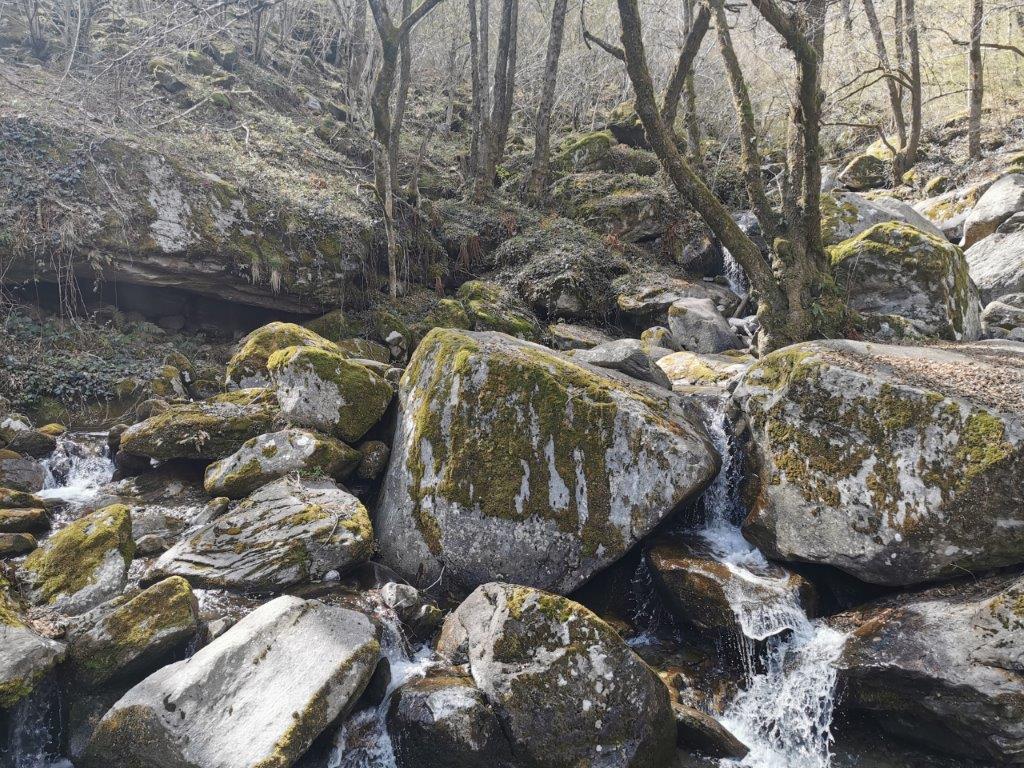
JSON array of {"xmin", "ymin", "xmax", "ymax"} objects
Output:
[
  {"xmin": 303, "ymin": 309, "xmax": 360, "ymax": 343},
  {"xmin": 204, "ymin": 428, "xmax": 361, "ymax": 499},
  {"xmin": 0, "ymin": 487, "xmax": 43, "ymax": 509},
  {"xmin": 119, "ymin": 388, "xmax": 280, "ymax": 461},
  {"xmin": 821, "ymin": 190, "xmax": 946, "ymax": 247},
  {"xmin": 913, "ymin": 178, "xmax": 994, "ymax": 242},
  {"xmin": 226, "ymin": 322, "xmax": 340, "ymax": 388},
  {"xmin": 838, "ymin": 153, "xmax": 889, "ymax": 191},
  {"xmin": 147, "ymin": 477, "xmax": 373, "ymax": 590},
  {"xmin": 606, "ymin": 102, "xmax": 649, "ymax": 148},
  {"xmin": 0, "ymin": 586, "xmax": 66, "ymax": 709},
  {"xmin": 334, "ymin": 338, "xmax": 390, "ymax": 364},
  {"xmin": 66, "ymin": 576, "xmax": 199, "ymax": 687},
  {"xmin": 456, "ymin": 280, "xmax": 541, "ymax": 339},
  {"xmin": 4, "ymin": 428, "xmax": 57, "ymax": 458},
  {"xmin": 656, "ymin": 350, "xmax": 752, "ymax": 390},
  {"xmin": 837, "ymin": 572, "xmax": 1024, "ymax": 763},
  {"xmin": 22, "ymin": 504, "xmax": 135, "ymax": 615},
  {"xmin": 0, "ymin": 506, "xmax": 49, "ymax": 533},
  {"xmin": 550, "ymin": 172, "xmax": 677, "ymax": 242},
  {"xmin": 830, "ymin": 221, "xmax": 982, "ymax": 340},
  {"xmin": 375, "ymin": 329, "xmax": 719, "ymax": 595},
  {"xmin": 436, "ymin": 583, "xmax": 675, "ymax": 768},
  {"xmin": 736, "ymin": 339, "xmax": 1024, "ymax": 586},
  {"xmin": 386, "ymin": 669, "xmax": 515, "ymax": 768},
  {"xmin": 267, "ymin": 346, "xmax": 393, "ymax": 444},
  {"xmin": 83, "ymin": 596, "xmax": 380, "ymax": 768}
]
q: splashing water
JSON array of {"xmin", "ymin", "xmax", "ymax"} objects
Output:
[
  {"xmin": 722, "ymin": 249, "xmax": 750, "ymax": 299},
  {"xmin": 38, "ymin": 433, "xmax": 115, "ymax": 507},
  {"xmin": 0, "ymin": 678, "xmax": 72, "ymax": 768},
  {"xmin": 694, "ymin": 399, "xmax": 845, "ymax": 768}
]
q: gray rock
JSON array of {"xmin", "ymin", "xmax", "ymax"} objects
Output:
[
  {"xmin": 965, "ymin": 229, "xmax": 1024, "ymax": 304},
  {"xmin": 915, "ymin": 179, "xmax": 996, "ymax": 242},
  {"xmin": 982, "ymin": 293, "xmax": 1024, "ymax": 333},
  {"xmin": 672, "ymin": 702, "xmax": 749, "ymax": 759},
  {"xmin": 0, "ymin": 592, "xmax": 66, "ymax": 708},
  {"xmin": 147, "ymin": 477, "xmax": 373, "ymax": 590},
  {"xmin": 615, "ymin": 273, "xmax": 741, "ymax": 330},
  {"xmin": 569, "ymin": 339, "xmax": 673, "ymax": 387},
  {"xmin": 656, "ymin": 350, "xmax": 752, "ymax": 390},
  {"xmin": 547, "ymin": 322, "xmax": 616, "ymax": 351},
  {"xmin": 0, "ymin": 532, "xmax": 36, "ymax": 557},
  {"xmin": 962, "ymin": 173, "xmax": 1024, "ymax": 248},
  {"xmin": 387, "ymin": 669, "xmax": 515, "ymax": 768},
  {"xmin": 838, "ymin": 573, "xmax": 1024, "ymax": 764},
  {"xmin": 737, "ymin": 339, "xmax": 1024, "ymax": 586},
  {"xmin": 823, "ymin": 191, "xmax": 946, "ymax": 246},
  {"xmin": 83, "ymin": 595, "xmax": 381, "ymax": 768},
  {"xmin": 668, "ymin": 297, "xmax": 743, "ymax": 353},
  {"xmin": 376, "ymin": 329, "xmax": 719, "ymax": 595},
  {"xmin": 0, "ymin": 454, "xmax": 45, "ymax": 493},
  {"xmin": 203, "ymin": 428, "xmax": 361, "ymax": 498},
  {"xmin": 436, "ymin": 583, "xmax": 676, "ymax": 768}
]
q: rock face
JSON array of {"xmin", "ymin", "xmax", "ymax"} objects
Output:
[
  {"xmin": 65, "ymin": 576, "xmax": 199, "ymax": 687},
  {"xmin": 148, "ymin": 477, "xmax": 373, "ymax": 590},
  {"xmin": 0, "ymin": 453, "xmax": 45, "ymax": 492},
  {"xmin": 966, "ymin": 229, "xmax": 1024, "ymax": 303},
  {"xmin": 22, "ymin": 504, "xmax": 135, "ymax": 615},
  {"xmin": 388, "ymin": 670, "xmax": 515, "ymax": 768},
  {"xmin": 1, "ymin": 588, "xmax": 66, "ymax": 708},
  {"xmin": 120, "ymin": 389, "xmax": 280, "ymax": 461},
  {"xmin": 376, "ymin": 329, "xmax": 719, "ymax": 594},
  {"xmin": 962, "ymin": 173, "xmax": 1024, "ymax": 248},
  {"xmin": 822, "ymin": 191, "xmax": 945, "ymax": 246},
  {"xmin": 830, "ymin": 222, "xmax": 982, "ymax": 340},
  {"xmin": 668, "ymin": 297, "xmax": 743, "ymax": 353},
  {"xmin": 203, "ymin": 428, "xmax": 361, "ymax": 498},
  {"xmin": 983, "ymin": 293, "xmax": 1024, "ymax": 334},
  {"xmin": 737, "ymin": 339, "xmax": 1024, "ymax": 586},
  {"xmin": 569, "ymin": 339, "xmax": 673, "ymax": 387},
  {"xmin": 436, "ymin": 583, "xmax": 676, "ymax": 768},
  {"xmin": 267, "ymin": 346, "xmax": 393, "ymax": 444},
  {"xmin": 84, "ymin": 595, "xmax": 381, "ymax": 768},
  {"xmin": 226, "ymin": 322, "xmax": 341, "ymax": 388},
  {"xmin": 838, "ymin": 573, "xmax": 1024, "ymax": 763}
]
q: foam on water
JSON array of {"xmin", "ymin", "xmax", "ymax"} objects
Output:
[{"xmin": 38, "ymin": 433, "xmax": 114, "ymax": 506}]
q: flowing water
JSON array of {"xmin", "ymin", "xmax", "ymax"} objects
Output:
[
  {"xmin": 695, "ymin": 400, "xmax": 846, "ymax": 768},
  {"xmin": 38, "ymin": 433, "xmax": 115, "ymax": 510}
]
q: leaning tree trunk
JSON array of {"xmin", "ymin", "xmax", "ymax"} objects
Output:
[
  {"xmin": 862, "ymin": 0, "xmax": 907, "ymax": 148},
  {"xmin": 895, "ymin": 0, "xmax": 921, "ymax": 176},
  {"xmin": 968, "ymin": 0, "xmax": 984, "ymax": 159},
  {"xmin": 524, "ymin": 0, "xmax": 569, "ymax": 202}
]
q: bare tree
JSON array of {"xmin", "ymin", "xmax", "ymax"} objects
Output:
[
  {"xmin": 968, "ymin": 0, "xmax": 984, "ymax": 159},
  {"xmin": 524, "ymin": 0, "xmax": 570, "ymax": 202},
  {"xmin": 862, "ymin": 0, "xmax": 908, "ymax": 149},
  {"xmin": 895, "ymin": 0, "xmax": 922, "ymax": 175}
]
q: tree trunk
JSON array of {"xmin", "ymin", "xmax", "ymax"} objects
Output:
[
  {"xmin": 389, "ymin": 0, "xmax": 413, "ymax": 194},
  {"xmin": 862, "ymin": 0, "xmax": 907, "ymax": 148},
  {"xmin": 968, "ymin": 0, "xmax": 984, "ymax": 159},
  {"xmin": 482, "ymin": 0, "xmax": 518, "ymax": 192},
  {"xmin": 661, "ymin": 3, "xmax": 710, "ymax": 128},
  {"xmin": 524, "ymin": 0, "xmax": 569, "ymax": 202},
  {"xmin": 348, "ymin": 0, "xmax": 369, "ymax": 103},
  {"xmin": 896, "ymin": 0, "xmax": 922, "ymax": 175},
  {"xmin": 681, "ymin": 0, "xmax": 703, "ymax": 158}
]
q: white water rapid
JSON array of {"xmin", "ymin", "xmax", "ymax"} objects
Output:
[
  {"xmin": 696, "ymin": 400, "xmax": 846, "ymax": 768},
  {"xmin": 38, "ymin": 432, "xmax": 114, "ymax": 508}
]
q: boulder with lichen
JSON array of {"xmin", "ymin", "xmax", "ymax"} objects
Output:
[{"xmin": 225, "ymin": 322, "xmax": 341, "ymax": 388}]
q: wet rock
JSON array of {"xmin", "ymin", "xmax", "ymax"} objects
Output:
[
  {"xmin": 376, "ymin": 329, "xmax": 719, "ymax": 594},
  {"xmin": 962, "ymin": 172, "xmax": 1024, "ymax": 248},
  {"xmin": 268, "ymin": 346, "xmax": 393, "ymax": 444},
  {"xmin": 736, "ymin": 339, "xmax": 1024, "ymax": 586},
  {"xmin": 21, "ymin": 504, "xmax": 134, "ymax": 616},
  {"xmin": 147, "ymin": 477, "xmax": 373, "ymax": 591},
  {"xmin": 119, "ymin": 389, "xmax": 280, "ymax": 461},
  {"xmin": 831, "ymin": 222, "xmax": 982, "ymax": 340},
  {"xmin": 569, "ymin": 339, "xmax": 673, "ymax": 387},
  {"xmin": 388, "ymin": 669, "xmax": 515, "ymax": 768},
  {"xmin": 83, "ymin": 595, "xmax": 381, "ymax": 768},
  {"xmin": 204, "ymin": 428, "xmax": 361, "ymax": 499},
  {"xmin": 0, "ymin": 452, "xmax": 45, "ymax": 493},
  {"xmin": 65, "ymin": 576, "xmax": 199, "ymax": 687},
  {"xmin": 225, "ymin": 322, "xmax": 340, "ymax": 388},
  {"xmin": 966, "ymin": 229, "xmax": 1024, "ymax": 303},
  {"xmin": 646, "ymin": 536, "xmax": 819, "ymax": 637},
  {"xmin": 0, "ymin": 589, "xmax": 65, "ymax": 709},
  {"xmin": 436, "ymin": 583, "xmax": 676, "ymax": 768},
  {"xmin": 672, "ymin": 701, "xmax": 749, "ymax": 759},
  {"xmin": 0, "ymin": 533, "xmax": 36, "ymax": 557},
  {"xmin": 838, "ymin": 572, "xmax": 1024, "ymax": 763},
  {"xmin": 668, "ymin": 297, "xmax": 743, "ymax": 354}
]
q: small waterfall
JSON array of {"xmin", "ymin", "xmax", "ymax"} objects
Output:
[
  {"xmin": 0, "ymin": 678, "xmax": 71, "ymax": 768},
  {"xmin": 695, "ymin": 399, "xmax": 845, "ymax": 768},
  {"xmin": 39, "ymin": 433, "xmax": 114, "ymax": 508},
  {"xmin": 324, "ymin": 605, "xmax": 436, "ymax": 768},
  {"xmin": 722, "ymin": 249, "xmax": 750, "ymax": 299}
]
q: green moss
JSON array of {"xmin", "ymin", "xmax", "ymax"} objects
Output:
[
  {"xmin": 956, "ymin": 411, "xmax": 1013, "ymax": 482},
  {"xmin": 0, "ymin": 677, "xmax": 36, "ymax": 709},
  {"xmin": 23, "ymin": 504, "xmax": 134, "ymax": 605},
  {"xmin": 227, "ymin": 322, "xmax": 339, "ymax": 385},
  {"xmin": 456, "ymin": 280, "xmax": 539, "ymax": 339}
]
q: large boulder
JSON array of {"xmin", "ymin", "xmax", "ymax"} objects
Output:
[
  {"xmin": 736, "ymin": 339, "xmax": 1024, "ymax": 586},
  {"xmin": 436, "ymin": 583, "xmax": 676, "ymax": 768},
  {"xmin": 225, "ymin": 322, "xmax": 340, "ymax": 388},
  {"xmin": 267, "ymin": 346, "xmax": 393, "ymax": 444},
  {"xmin": 656, "ymin": 350, "xmax": 751, "ymax": 390},
  {"xmin": 962, "ymin": 173, "xmax": 1024, "ymax": 248},
  {"xmin": 388, "ymin": 670, "xmax": 515, "ymax": 768},
  {"xmin": 568, "ymin": 339, "xmax": 673, "ymax": 387},
  {"xmin": 22, "ymin": 504, "xmax": 135, "ymax": 615},
  {"xmin": 0, "ymin": 451, "xmax": 45, "ymax": 493},
  {"xmin": 914, "ymin": 178, "xmax": 994, "ymax": 242},
  {"xmin": 822, "ymin": 191, "xmax": 946, "ymax": 247},
  {"xmin": 203, "ymin": 428, "xmax": 361, "ymax": 498},
  {"xmin": 837, "ymin": 153, "xmax": 889, "ymax": 191},
  {"xmin": 667, "ymin": 297, "xmax": 744, "ymax": 353},
  {"xmin": 147, "ymin": 477, "xmax": 373, "ymax": 590},
  {"xmin": 376, "ymin": 329, "xmax": 719, "ymax": 594},
  {"xmin": 119, "ymin": 389, "xmax": 280, "ymax": 461},
  {"xmin": 1, "ymin": 586, "xmax": 65, "ymax": 708},
  {"xmin": 550, "ymin": 172, "xmax": 677, "ymax": 242},
  {"xmin": 982, "ymin": 293, "xmax": 1024, "ymax": 335},
  {"xmin": 838, "ymin": 573, "xmax": 1024, "ymax": 763},
  {"xmin": 830, "ymin": 222, "xmax": 982, "ymax": 340},
  {"xmin": 65, "ymin": 576, "xmax": 199, "ymax": 687},
  {"xmin": 615, "ymin": 273, "xmax": 741, "ymax": 331},
  {"xmin": 966, "ymin": 229, "xmax": 1024, "ymax": 303},
  {"xmin": 83, "ymin": 595, "xmax": 381, "ymax": 768},
  {"xmin": 457, "ymin": 280, "xmax": 542, "ymax": 339}
]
